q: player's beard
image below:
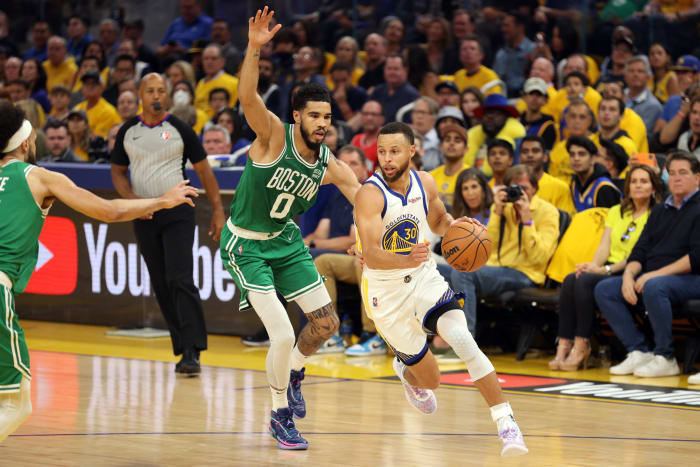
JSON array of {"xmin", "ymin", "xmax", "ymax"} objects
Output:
[
  {"xmin": 380, "ymin": 158, "xmax": 410, "ymax": 182},
  {"xmin": 25, "ymin": 146, "xmax": 36, "ymax": 165},
  {"xmin": 300, "ymin": 121, "xmax": 324, "ymax": 154}
]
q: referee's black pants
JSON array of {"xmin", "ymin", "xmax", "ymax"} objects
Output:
[{"xmin": 134, "ymin": 204, "xmax": 207, "ymax": 355}]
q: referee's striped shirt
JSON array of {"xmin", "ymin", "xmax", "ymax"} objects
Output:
[{"xmin": 111, "ymin": 114, "xmax": 207, "ymax": 198}]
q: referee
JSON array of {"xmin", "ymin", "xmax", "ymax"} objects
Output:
[{"xmin": 110, "ymin": 73, "xmax": 225, "ymax": 375}]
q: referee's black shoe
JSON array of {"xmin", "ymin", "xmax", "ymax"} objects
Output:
[{"xmin": 176, "ymin": 349, "xmax": 201, "ymax": 375}]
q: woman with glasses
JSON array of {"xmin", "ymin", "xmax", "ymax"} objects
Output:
[{"xmin": 550, "ymin": 165, "xmax": 664, "ymax": 371}]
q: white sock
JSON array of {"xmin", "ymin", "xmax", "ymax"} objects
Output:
[
  {"xmin": 290, "ymin": 345, "xmax": 307, "ymax": 371},
  {"xmin": 271, "ymin": 387, "xmax": 288, "ymax": 411},
  {"xmin": 490, "ymin": 401, "xmax": 513, "ymax": 422}
]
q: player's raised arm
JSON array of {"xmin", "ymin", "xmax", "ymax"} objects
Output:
[
  {"xmin": 355, "ymin": 184, "xmax": 429, "ymax": 270},
  {"xmin": 322, "ymin": 156, "xmax": 361, "ymax": 204},
  {"xmin": 35, "ymin": 168, "xmax": 198, "ymax": 223},
  {"xmin": 240, "ymin": 6, "xmax": 283, "ymax": 144}
]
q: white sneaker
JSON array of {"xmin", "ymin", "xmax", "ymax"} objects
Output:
[
  {"xmin": 315, "ymin": 333, "xmax": 345, "ymax": 354},
  {"xmin": 688, "ymin": 372, "xmax": 700, "ymax": 385},
  {"xmin": 633, "ymin": 355, "xmax": 680, "ymax": 378},
  {"xmin": 497, "ymin": 415, "xmax": 529, "ymax": 457},
  {"xmin": 610, "ymin": 350, "xmax": 653, "ymax": 375},
  {"xmin": 393, "ymin": 358, "xmax": 437, "ymax": 414}
]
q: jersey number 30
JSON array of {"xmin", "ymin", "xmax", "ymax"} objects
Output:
[{"xmin": 270, "ymin": 193, "xmax": 295, "ymax": 219}]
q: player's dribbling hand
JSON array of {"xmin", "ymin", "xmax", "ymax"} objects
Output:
[
  {"xmin": 407, "ymin": 241, "xmax": 431, "ymax": 267},
  {"xmin": 248, "ymin": 6, "xmax": 282, "ymax": 48},
  {"xmin": 162, "ymin": 180, "xmax": 199, "ymax": 209},
  {"xmin": 450, "ymin": 216, "xmax": 484, "ymax": 230}
]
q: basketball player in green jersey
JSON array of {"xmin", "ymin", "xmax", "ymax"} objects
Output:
[
  {"xmin": 219, "ymin": 7, "xmax": 360, "ymax": 450},
  {"xmin": 0, "ymin": 102, "xmax": 198, "ymax": 443}
]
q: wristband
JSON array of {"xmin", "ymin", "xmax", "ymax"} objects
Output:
[
  {"xmin": 605, "ymin": 265, "xmax": 612, "ymax": 276},
  {"xmin": 522, "ymin": 219, "xmax": 533, "ymax": 226}
]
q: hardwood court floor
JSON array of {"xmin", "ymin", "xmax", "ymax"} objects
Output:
[{"xmin": 2, "ymin": 320, "xmax": 699, "ymax": 466}]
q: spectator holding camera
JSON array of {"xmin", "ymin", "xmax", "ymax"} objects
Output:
[
  {"xmin": 551, "ymin": 165, "xmax": 663, "ymax": 371},
  {"xmin": 451, "ymin": 165, "xmax": 559, "ymax": 335},
  {"xmin": 567, "ymin": 136, "xmax": 622, "ymax": 212},
  {"xmin": 72, "ymin": 71, "xmax": 121, "ymax": 138},
  {"xmin": 594, "ymin": 152, "xmax": 700, "ymax": 378}
]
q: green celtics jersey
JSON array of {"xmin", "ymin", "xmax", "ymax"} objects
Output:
[
  {"xmin": 229, "ymin": 123, "xmax": 331, "ymax": 232},
  {"xmin": 0, "ymin": 160, "xmax": 46, "ymax": 294}
]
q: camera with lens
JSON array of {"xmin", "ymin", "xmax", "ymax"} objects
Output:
[
  {"xmin": 505, "ymin": 184, "xmax": 523, "ymax": 202},
  {"xmin": 88, "ymin": 136, "xmax": 109, "ymax": 163}
]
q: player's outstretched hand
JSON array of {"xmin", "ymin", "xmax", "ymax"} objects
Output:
[
  {"xmin": 450, "ymin": 216, "xmax": 484, "ymax": 230},
  {"xmin": 249, "ymin": 6, "xmax": 282, "ymax": 48},
  {"xmin": 161, "ymin": 180, "xmax": 199, "ymax": 209},
  {"xmin": 407, "ymin": 241, "xmax": 430, "ymax": 267}
]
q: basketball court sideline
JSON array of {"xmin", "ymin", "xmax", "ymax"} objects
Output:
[{"xmin": 2, "ymin": 320, "xmax": 699, "ymax": 466}]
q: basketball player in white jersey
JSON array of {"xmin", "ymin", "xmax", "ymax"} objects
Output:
[{"xmin": 354, "ymin": 122, "xmax": 528, "ymax": 457}]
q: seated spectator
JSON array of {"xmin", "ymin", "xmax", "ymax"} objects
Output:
[
  {"xmin": 80, "ymin": 41, "xmax": 110, "ymax": 88},
  {"xmin": 602, "ymin": 81, "xmax": 649, "ymax": 153},
  {"xmin": 48, "ymin": 85, "xmax": 71, "ymax": 121},
  {"xmin": 515, "ymin": 57, "xmax": 558, "ymax": 115},
  {"xmin": 103, "ymin": 54, "xmax": 136, "ymax": 106},
  {"xmin": 655, "ymin": 55, "xmax": 700, "ymax": 136},
  {"xmin": 201, "ymin": 125, "xmax": 231, "ymax": 156},
  {"xmin": 460, "ymin": 86, "xmax": 484, "ymax": 128},
  {"xmin": 329, "ymin": 62, "xmax": 367, "ymax": 123},
  {"xmin": 597, "ymin": 139, "xmax": 629, "ymax": 189},
  {"xmin": 170, "ymin": 79, "xmax": 207, "ymax": 134},
  {"xmin": 350, "ymin": 100, "xmax": 384, "ymax": 171},
  {"xmin": 98, "ymin": 19, "xmax": 122, "ymax": 68},
  {"xmin": 210, "ymin": 18, "xmax": 241, "ymax": 76},
  {"xmin": 165, "ymin": 60, "xmax": 196, "ymax": 89},
  {"xmin": 405, "ymin": 45, "xmax": 440, "ymax": 102},
  {"xmin": 452, "ymin": 36, "xmax": 502, "ymax": 96},
  {"xmin": 595, "ymin": 152, "xmax": 700, "ymax": 378},
  {"xmin": 465, "ymin": 94, "xmax": 525, "ymax": 174},
  {"xmin": 549, "ymin": 99, "xmax": 596, "ymax": 182},
  {"xmin": 72, "ymin": 71, "xmax": 121, "ymax": 138},
  {"xmin": 451, "ymin": 168, "xmax": 493, "ymax": 225},
  {"xmin": 659, "ymin": 81, "xmax": 700, "ymax": 150},
  {"xmin": 213, "ymin": 108, "xmax": 250, "ymax": 155},
  {"xmin": 590, "ymin": 96, "xmax": 637, "ymax": 158},
  {"xmin": 157, "ymin": 0, "xmax": 212, "ymax": 58},
  {"xmin": 648, "ymin": 43, "xmax": 679, "ymax": 104},
  {"xmin": 441, "ymin": 9, "xmax": 476, "ymax": 75},
  {"xmin": 520, "ymin": 77, "xmax": 557, "ymax": 150},
  {"xmin": 550, "ymin": 58, "xmax": 602, "ymax": 123},
  {"xmin": 382, "ymin": 16, "xmax": 404, "ymax": 56},
  {"xmin": 194, "ymin": 44, "xmax": 239, "ymax": 118},
  {"xmin": 435, "ymin": 81, "xmax": 461, "ymax": 110},
  {"xmin": 423, "ymin": 17, "xmax": 451, "ymax": 74},
  {"xmin": 451, "ymin": 165, "xmax": 560, "ymax": 334},
  {"xmin": 487, "ymin": 138, "xmax": 515, "ymax": 187},
  {"xmin": 677, "ymin": 96, "xmax": 700, "ymax": 158},
  {"xmin": 596, "ymin": 31, "xmax": 635, "ymax": 92},
  {"xmin": 625, "ymin": 55, "xmax": 662, "ymax": 134},
  {"xmin": 552, "ymin": 165, "xmax": 662, "ymax": 371},
  {"xmin": 568, "ymin": 136, "xmax": 622, "ymax": 211},
  {"xmin": 430, "ymin": 123, "xmax": 469, "ymax": 210},
  {"xmin": 493, "ymin": 11, "xmax": 535, "ymax": 98},
  {"xmin": 3, "ymin": 56, "xmax": 21, "ymax": 85},
  {"xmin": 20, "ymin": 58, "xmax": 50, "ymax": 113},
  {"xmin": 291, "ymin": 46, "xmax": 327, "ymax": 88},
  {"xmin": 519, "ymin": 135, "xmax": 574, "ymax": 213},
  {"xmin": 117, "ymin": 89, "xmax": 139, "ymax": 122},
  {"xmin": 66, "ymin": 109, "xmax": 90, "ymax": 161},
  {"xmin": 43, "ymin": 36, "xmax": 77, "ymax": 92},
  {"xmin": 207, "ymin": 87, "xmax": 229, "ymax": 119},
  {"xmin": 40, "ymin": 119, "xmax": 84, "ymax": 163},
  {"xmin": 24, "ymin": 21, "xmax": 50, "ymax": 62},
  {"xmin": 369, "ymin": 54, "xmax": 419, "ymax": 123},
  {"xmin": 326, "ymin": 36, "xmax": 364, "ymax": 90},
  {"xmin": 69, "ymin": 55, "xmax": 102, "ymax": 107},
  {"xmin": 358, "ymin": 33, "xmax": 387, "ymax": 92},
  {"xmin": 66, "ymin": 15, "xmax": 93, "ymax": 62},
  {"xmin": 6, "ymin": 79, "xmax": 45, "ymax": 127},
  {"xmin": 410, "ymin": 96, "xmax": 440, "ymax": 171}
]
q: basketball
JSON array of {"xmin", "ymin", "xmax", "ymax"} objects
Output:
[{"xmin": 441, "ymin": 221, "xmax": 491, "ymax": 272}]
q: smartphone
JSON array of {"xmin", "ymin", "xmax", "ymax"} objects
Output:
[{"xmin": 634, "ymin": 153, "xmax": 656, "ymax": 167}]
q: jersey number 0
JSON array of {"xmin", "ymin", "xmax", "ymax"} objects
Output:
[{"xmin": 270, "ymin": 193, "xmax": 295, "ymax": 219}]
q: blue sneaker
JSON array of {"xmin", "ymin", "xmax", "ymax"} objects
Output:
[
  {"xmin": 287, "ymin": 368, "xmax": 306, "ymax": 418},
  {"xmin": 345, "ymin": 332, "xmax": 387, "ymax": 357},
  {"xmin": 269, "ymin": 407, "xmax": 308, "ymax": 450},
  {"xmin": 316, "ymin": 332, "xmax": 345, "ymax": 354}
]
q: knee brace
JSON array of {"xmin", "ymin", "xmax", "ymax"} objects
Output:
[
  {"xmin": 0, "ymin": 378, "xmax": 32, "ymax": 443},
  {"xmin": 437, "ymin": 310, "xmax": 494, "ymax": 381}
]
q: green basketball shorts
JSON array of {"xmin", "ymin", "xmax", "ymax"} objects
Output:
[
  {"xmin": 220, "ymin": 221, "xmax": 324, "ymax": 311},
  {"xmin": 0, "ymin": 285, "xmax": 31, "ymax": 393}
]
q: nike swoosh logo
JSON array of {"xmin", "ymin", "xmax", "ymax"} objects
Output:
[{"xmin": 370, "ymin": 341, "xmax": 384, "ymax": 349}]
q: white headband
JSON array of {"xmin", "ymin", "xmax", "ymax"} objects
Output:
[{"xmin": 3, "ymin": 120, "xmax": 33, "ymax": 154}]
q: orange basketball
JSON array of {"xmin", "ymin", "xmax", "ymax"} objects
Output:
[{"xmin": 441, "ymin": 221, "xmax": 491, "ymax": 272}]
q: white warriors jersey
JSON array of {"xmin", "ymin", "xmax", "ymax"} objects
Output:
[{"xmin": 359, "ymin": 169, "xmax": 436, "ymax": 281}]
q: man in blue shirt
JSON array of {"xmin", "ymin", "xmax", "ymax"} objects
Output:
[
  {"xmin": 66, "ymin": 15, "xmax": 93, "ymax": 62},
  {"xmin": 369, "ymin": 54, "xmax": 419, "ymax": 123},
  {"xmin": 23, "ymin": 21, "xmax": 50, "ymax": 62},
  {"xmin": 624, "ymin": 55, "xmax": 662, "ymax": 134},
  {"xmin": 493, "ymin": 12, "xmax": 535, "ymax": 98},
  {"xmin": 157, "ymin": 0, "xmax": 213, "ymax": 58}
]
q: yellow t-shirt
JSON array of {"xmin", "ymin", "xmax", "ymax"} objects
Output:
[
  {"xmin": 74, "ymin": 97, "xmax": 122, "ymax": 138},
  {"xmin": 452, "ymin": 66, "xmax": 502, "ymax": 95},
  {"xmin": 648, "ymin": 70, "xmax": 676, "ymax": 104},
  {"xmin": 589, "ymin": 132, "xmax": 637, "ymax": 159},
  {"xmin": 72, "ymin": 67, "xmax": 110, "ymax": 93},
  {"xmin": 464, "ymin": 117, "xmax": 525, "ymax": 176},
  {"xmin": 194, "ymin": 72, "xmax": 240, "ymax": 117},
  {"xmin": 194, "ymin": 108, "xmax": 208, "ymax": 135},
  {"xmin": 549, "ymin": 86, "xmax": 602, "ymax": 123},
  {"xmin": 537, "ymin": 172, "xmax": 575, "ymax": 214},
  {"xmin": 584, "ymin": 55, "xmax": 600, "ymax": 86},
  {"xmin": 605, "ymin": 204, "xmax": 650, "ymax": 264},
  {"xmin": 429, "ymin": 162, "xmax": 469, "ymax": 209},
  {"xmin": 658, "ymin": 0, "xmax": 693, "ymax": 13},
  {"xmin": 620, "ymin": 107, "xmax": 649, "ymax": 153},
  {"xmin": 548, "ymin": 139, "xmax": 573, "ymax": 183},
  {"xmin": 43, "ymin": 58, "xmax": 77, "ymax": 92}
]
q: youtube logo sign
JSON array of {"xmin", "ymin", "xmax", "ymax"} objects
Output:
[{"xmin": 25, "ymin": 216, "xmax": 78, "ymax": 295}]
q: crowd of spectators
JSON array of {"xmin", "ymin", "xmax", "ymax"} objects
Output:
[{"xmin": 1, "ymin": 1, "xmax": 700, "ymax": 383}]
